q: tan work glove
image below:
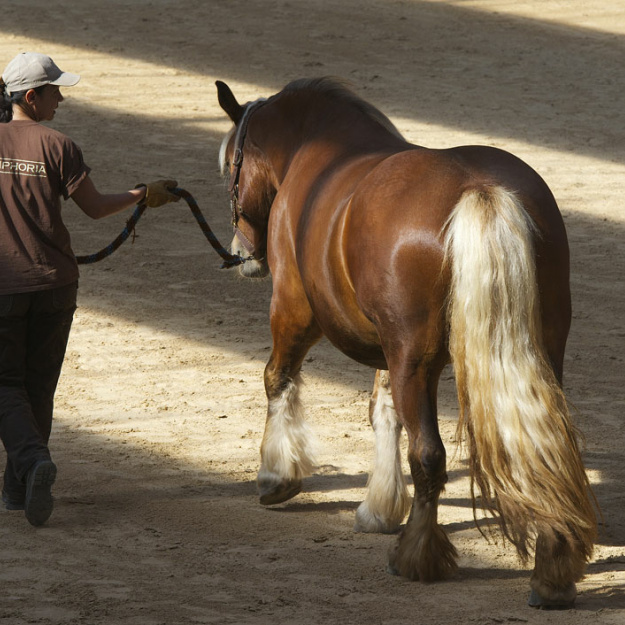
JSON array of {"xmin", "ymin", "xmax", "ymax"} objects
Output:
[{"xmin": 136, "ymin": 179, "xmax": 180, "ymax": 207}]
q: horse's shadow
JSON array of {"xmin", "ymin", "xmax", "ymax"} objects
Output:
[
  {"xmin": 575, "ymin": 573, "xmax": 625, "ymax": 612},
  {"xmin": 269, "ymin": 499, "xmax": 361, "ymax": 514},
  {"xmin": 456, "ymin": 565, "xmax": 625, "ymax": 612}
]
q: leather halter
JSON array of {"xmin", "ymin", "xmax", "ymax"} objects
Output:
[{"xmin": 229, "ymin": 98, "xmax": 267, "ymax": 259}]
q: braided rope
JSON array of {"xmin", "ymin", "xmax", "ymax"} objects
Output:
[
  {"xmin": 75, "ymin": 204, "xmax": 147, "ymax": 265},
  {"xmin": 75, "ymin": 187, "xmax": 248, "ymax": 268}
]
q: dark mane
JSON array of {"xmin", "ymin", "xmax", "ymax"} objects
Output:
[{"xmin": 280, "ymin": 77, "xmax": 403, "ymax": 139}]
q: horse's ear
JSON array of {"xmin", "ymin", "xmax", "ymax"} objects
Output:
[{"xmin": 216, "ymin": 80, "xmax": 244, "ymax": 124}]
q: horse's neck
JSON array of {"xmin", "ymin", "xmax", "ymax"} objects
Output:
[{"xmin": 262, "ymin": 97, "xmax": 406, "ymax": 186}]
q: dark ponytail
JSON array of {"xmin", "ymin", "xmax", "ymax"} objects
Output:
[{"xmin": 0, "ymin": 78, "xmax": 11, "ymax": 123}]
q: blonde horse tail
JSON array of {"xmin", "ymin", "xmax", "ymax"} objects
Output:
[{"xmin": 443, "ymin": 186, "xmax": 597, "ymax": 572}]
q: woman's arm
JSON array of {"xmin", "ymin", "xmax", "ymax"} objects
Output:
[
  {"xmin": 71, "ymin": 176, "xmax": 180, "ymax": 219},
  {"xmin": 71, "ymin": 176, "xmax": 146, "ymax": 220}
]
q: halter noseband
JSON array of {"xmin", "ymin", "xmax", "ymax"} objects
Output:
[{"xmin": 229, "ymin": 98, "xmax": 267, "ymax": 259}]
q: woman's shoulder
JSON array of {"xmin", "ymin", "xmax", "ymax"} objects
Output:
[{"xmin": 6, "ymin": 120, "xmax": 78, "ymax": 145}]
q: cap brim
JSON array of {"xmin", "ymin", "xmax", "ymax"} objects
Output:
[{"xmin": 50, "ymin": 71, "xmax": 81, "ymax": 87}]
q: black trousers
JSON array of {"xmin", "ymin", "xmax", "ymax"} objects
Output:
[{"xmin": 0, "ymin": 282, "xmax": 77, "ymax": 496}]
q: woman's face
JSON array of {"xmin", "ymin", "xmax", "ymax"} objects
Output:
[{"xmin": 30, "ymin": 84, "xmax": 64, "ymax": 121}]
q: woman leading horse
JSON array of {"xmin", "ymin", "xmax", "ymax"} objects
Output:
[{"xmin": 216, "ymin": 77, "xmax": 597, "ymax": 609}]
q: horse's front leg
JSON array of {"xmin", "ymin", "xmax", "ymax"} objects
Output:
[
  {"xmin": 257, "ymin": 301, "xmax": 323, "ymax": 506},
  {"xmin": 387, "ymin": 357, "xmax": 458, "ymax": 581},
  {"xmin": 355, "ymin": 369, "xmax": 410, "ymax": 534}
]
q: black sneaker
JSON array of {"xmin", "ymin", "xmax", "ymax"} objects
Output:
[
  {"xmin": 24, "ymin": 460, "xmax": 57, "ymax": 526},
  {"xmin": 2, "ymin": 490, "xmax": 25, "ymax": 511}
]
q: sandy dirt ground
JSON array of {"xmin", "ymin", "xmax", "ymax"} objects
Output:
[{"xmin": 1, "ymin": 1, "xmax": 624, "ymax": 623}]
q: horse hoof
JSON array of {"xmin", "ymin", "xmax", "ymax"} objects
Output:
[
  {"xmin": 528, "ymin": 588, "xmax": 576, "ymax": 610},
  {"xmin": 258, "ymin": 479, "xmax": 302, "ymax": 506}
]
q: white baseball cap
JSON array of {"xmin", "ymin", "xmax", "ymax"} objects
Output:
[{"xmin": 2, "ymin": 52, "xmax": 80, "ymax": 95}]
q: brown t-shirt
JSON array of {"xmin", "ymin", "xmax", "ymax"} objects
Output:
[{"xmin": 0, "ymin": 120, "xmax": 91, "ymax": 294}]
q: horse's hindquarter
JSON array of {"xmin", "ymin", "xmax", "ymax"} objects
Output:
[{"xmin": 322, "ymin": 145, "xmax": 568, "ymax": 369}]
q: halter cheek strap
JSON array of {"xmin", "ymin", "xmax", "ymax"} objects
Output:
[{"xmin": 229, "ymin": 98, "xmax": 267, "ymax": 259}]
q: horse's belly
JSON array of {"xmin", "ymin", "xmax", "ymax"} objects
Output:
[
  {"xmin": 312, "ymin": 306, "xmax": 387, "ymax": 370},
  {"xmin": 327, "ymin": 335, "xmax": 387, "ymax": 370}
]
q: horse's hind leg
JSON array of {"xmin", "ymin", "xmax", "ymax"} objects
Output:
[
  {"xmin": 527, "ymin": 336, "xmax": 592, "ymax": 609},
  {"xmin": 526, "ymin": 305, "xmax": 594, "ymax": 609},
  {"xmin": 355, "ymin": 370, "xmax": 410, "ymax": 534},
  {"xmin": 257, "ymin": 303, "xmax": 322, "ymax": 506},
  {"xmin": 528, "ymin": 533, "xmax": 583, "ymax": 609},
  {"xmin": 386, "ymin": 358, "xmax": 458, "ymax": 581}
]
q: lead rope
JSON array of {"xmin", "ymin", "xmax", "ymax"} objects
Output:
[{"xmin": 75, "ymin": 187, "xmax": 249, "ymax": 269}]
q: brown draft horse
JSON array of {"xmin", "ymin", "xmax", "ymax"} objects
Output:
[{"xmin": 216, "ymin": 77, "xmax": 597, "ymax": 609}]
